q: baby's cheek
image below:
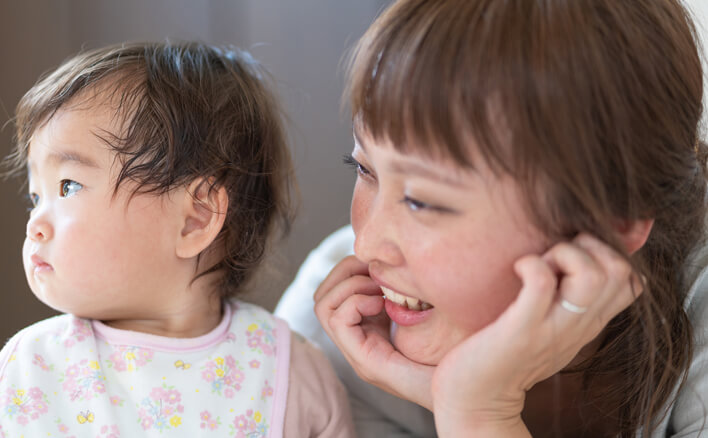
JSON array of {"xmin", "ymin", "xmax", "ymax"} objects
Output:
[{"xmin": 21, "ymin": 238, "xmax": 31, "ymax": 268}]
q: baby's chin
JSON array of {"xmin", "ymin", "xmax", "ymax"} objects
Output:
[{"xmin": 29, "ymin": 286, "xmax": 102, "ymax": 319}]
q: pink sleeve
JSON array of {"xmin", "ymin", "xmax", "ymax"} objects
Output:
[{"xmin": 283, "ymin": 333, "xmax": 356, "ymax": 438}]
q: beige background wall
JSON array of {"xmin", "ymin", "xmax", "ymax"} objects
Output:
[{"xmin": 1, "ymin": 1, "xmax": 707, "ymax": 343}]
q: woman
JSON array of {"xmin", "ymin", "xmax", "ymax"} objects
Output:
[{"xmin": 279, "ymin": 0, "xmax": 708, "ymax": 436}]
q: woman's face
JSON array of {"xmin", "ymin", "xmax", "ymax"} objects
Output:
[{"xmin": 349, "ymin": 128, "xmax": 548, "ymax": 365}]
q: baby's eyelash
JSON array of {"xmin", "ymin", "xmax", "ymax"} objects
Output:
[{"xmin": 25, "ymin": 193, "xmax": 39, "ymax": 211}]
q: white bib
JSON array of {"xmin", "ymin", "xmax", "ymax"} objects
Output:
[{"xmin": 0, "ymin": 300, "xmax": 290, "ymax": 437}]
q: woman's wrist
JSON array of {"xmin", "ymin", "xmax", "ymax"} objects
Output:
[{"xmin": 433, "ymin": 411, "xmax": 531, "ymax": 438}]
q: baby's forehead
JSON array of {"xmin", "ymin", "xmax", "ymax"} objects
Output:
[
  {"xmin": 30, "ymin": 87, "xmax": 132, "ymax": 147},
  {"xmin": 26, "ymin": 99, "xmax": 125, "ymax": 166}
]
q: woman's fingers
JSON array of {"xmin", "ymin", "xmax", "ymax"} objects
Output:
[
  {"xmin": 315, "ymin": 274, "xmax": 382, "ymax": 318},
  {"xmin": 314, "ymin": 255, "xmax": 369, "ymax": 302},
  {"xmin": 543, "ymin": 234, "xmax": 641, "ymax": 332},
  {"xmin": 510, "ymin": 255, "xmax": 558, "ymax": 327},
  {"xmin": 328, "ymin": 293, "xmax": 434, "ymax": 407},
  {"xmin": 542, "ymin": 240, "xmax": 603, "ymax": 311},
  {"xmin": 313, "ymin": 255, "xmax": 435, "ymax": 408},
  {"xmin": 572, "ymin": 233, "xmax": 643, "ymax": 314}
]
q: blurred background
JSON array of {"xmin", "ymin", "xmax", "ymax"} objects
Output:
[{"xmin": 0, "ymin": 0, "xmax": 707, "ymax": 343}]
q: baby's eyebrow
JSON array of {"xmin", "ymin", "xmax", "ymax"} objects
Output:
[{"xmin": 46, "ymin": 150, "xmax": 99, "ymax": 168}]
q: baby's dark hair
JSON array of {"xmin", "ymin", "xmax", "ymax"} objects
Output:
[{"xmin": 8, "ymin": 41, "xmax": 295, "ymax": 298}]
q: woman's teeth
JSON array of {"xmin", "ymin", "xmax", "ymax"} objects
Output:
[{"xmin": 380, "ymin": 286, "xmax": 432, "ymax": 311}]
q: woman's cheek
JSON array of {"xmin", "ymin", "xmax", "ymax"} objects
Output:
[{"xmin": 350, "ymin": 180, "xmax": 372, "ymax": 232}]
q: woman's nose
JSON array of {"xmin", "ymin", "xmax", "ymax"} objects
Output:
[
  {"xmin": 352, "ymin": 195, "xmax": 404, "ymax": 267},
  {"xmin": 26, "ymin": 212, "xmax": 53, "ymax": 242}
]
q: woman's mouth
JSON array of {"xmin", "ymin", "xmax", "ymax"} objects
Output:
[{"xmin": 380, "ymin": 286, "xmax": 433, "ymax": 311}]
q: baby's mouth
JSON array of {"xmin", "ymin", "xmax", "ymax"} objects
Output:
[{"xmin": 380, "ymin": 286, "xmax": 433, "ymax": 311}]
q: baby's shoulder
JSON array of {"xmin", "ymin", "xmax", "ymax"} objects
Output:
[
  {"xmin": 228, "ymin": 299, "xmax": 289, "ymax": 335},
  {"xmin": 10, "ymin": 312, "xmax": 78, "ymax": 336},
  {"xmin": 229, "ymin": 299, "xmax": 280, "ymax": 320},
  {"xmin": 0, "ymin": 314, "xmax": 94, "ymax": 376}
]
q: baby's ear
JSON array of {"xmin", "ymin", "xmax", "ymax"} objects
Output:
[
  {"xmin": 616, "ymin": 218, "xmax": 654, "ymax": 255},
  {"xmin": 175, "ymin": 178, "xmax": 229, "ymax": 259}
]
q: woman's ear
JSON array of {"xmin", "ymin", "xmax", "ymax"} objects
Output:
[
  {"xmin": 175, "ymin": 178, "xmax": 229, "ymax": 259},
  {"xmin": 616, "ymin": 218, "xmax": 654, "ymax": 254}
]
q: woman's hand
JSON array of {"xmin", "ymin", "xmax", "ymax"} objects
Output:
[
  {"xmin": 314, "ymin": 234, "xmax": 642, "ymax": 436},
  {"xmin": 431, "ymin": 233, "xmax": 643, "ymax": 436},
  {"xmin": 313, "ymin": 255, "xmax": 436, "ymax": 409}
]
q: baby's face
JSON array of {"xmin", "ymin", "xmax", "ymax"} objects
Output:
[
  {"xmin": 23, "ymin": 102, "xmax": 185, "ymax": 320},
  {"xmin": 349, "ymin": 128, "xmax": 548, "ymax": 365}
]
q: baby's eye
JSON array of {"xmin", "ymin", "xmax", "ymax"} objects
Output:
[
  {"xmin": 60, "ymin": 180, "xmax": 83, "ymax": 198},
  {"xmin": 26, "ymin": 193, "xmax": 39, "ymax": 210}
]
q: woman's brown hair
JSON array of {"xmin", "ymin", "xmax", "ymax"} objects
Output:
[
  {"xmin": 346, "ymin": 0, "xmax": 707, "ymax": 435},
  {"xmin": 8, "ymin": 41, "xmax": 296, "ymax": 298}
]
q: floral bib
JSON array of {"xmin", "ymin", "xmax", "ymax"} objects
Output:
[{"xmin": 0, "ymin": 300, "xmax": 290, "ymax": 437}]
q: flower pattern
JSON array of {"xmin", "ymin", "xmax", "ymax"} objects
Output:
[
  {"xmin": 59, "ymin": 318, "xmax": 93, "ymax": 348},
  {"xmin": 0, "ymin": 302, "xmax": 283, "ymax": 435},
  {"xmin": 97, "ymin": 424, "xmax": 121, "ymax": 437},
  {"xmin": 245, "ymin": 322, "xmax": 276, "ymax": 356},
  {"xmin": 1, "ymin": 386, "xmax": 49, "ymax": 425},
  {"xmin": 32, "ymin": 354, "xmax": 53, "ymax": 372},
  {"xmin": 199, "ymin": 410, "xmax": 221, "ymax": 430},
  {"xmin": 201, "ymin": 356, "xmax": 245, "ymax": 398},
  {"xmin": 106, "ymin": 346, "xmax": 154, "ymax": 372},
  {"xmin": 229, "ymin": 409, "xmax": 268, "ymax": 437},
  {"xmin": 56, "ymin": 418, "xmax": 71, "ymax": 434},
  {"xmin": 59, "ymin": 359, "xmax": 107, "ymax": 401},
  {"xmin": 260, "ymin": 380, "xmax": 274, "ymax": 401},
  {"xmin": 137, "ymin": 384, "xmax": 184, "ymax": 432}
]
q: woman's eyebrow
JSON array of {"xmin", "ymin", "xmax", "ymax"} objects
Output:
[
  {"xmin": 389, "ymin": 160, "xmax": 465, "ymax": 187},
  {"xmin": 353, "ymin": 129, "xmax": 466, "ymax": 186}
]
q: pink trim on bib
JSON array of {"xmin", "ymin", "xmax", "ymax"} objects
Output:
[
  {"xmin": 268, "ymin": 317, "xmax": 291, "ymax": 438},
  {"xmin": 92, "ymin": 301, "xmax": 233, "ymax": 353}
]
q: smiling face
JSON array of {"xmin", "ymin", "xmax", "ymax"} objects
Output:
[
  {"xmin": 349, "ymin": 128, "xmax": 548, "ymax": 365},
  {"xmin": 22, "ymin": 100, "xmax": 187, "ymax": 320}
]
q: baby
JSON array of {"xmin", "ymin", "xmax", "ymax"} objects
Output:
[{"xmin": 0, "ymin": 41, "xmax": 353, "ymax": 437}]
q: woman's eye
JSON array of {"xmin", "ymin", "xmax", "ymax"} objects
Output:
[
  {"xmin": 402, "ymin": 195, "xmax": 455, "ymax": 214},
  {"xmin": 343, "ymin": 154, "xmax": 373, "ymax": 178},
  {"xmin": 402, "ymin": 195, "xmax": 431, "ymax": 212},
  {"xmin": 60, "ymin": 180, "xmax": 83, "ymax": 198},
  {"xmin": 356, "ymin": 163, "xmax": 371, "ymax": 177}
]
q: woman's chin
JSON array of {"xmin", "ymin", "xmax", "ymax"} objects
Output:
[{"xmin": 391, "ymin": 327, "xmax": 447, "ymax": 366}]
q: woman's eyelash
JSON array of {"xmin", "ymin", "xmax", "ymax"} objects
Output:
[
  {"xmin": 401, "ymin": 195, "xmax": 456, "ymax": 215},
  {"xmin": 402, "ymin": 195, "xmax": 430, "ymax": 211},
  {"xmin": 342, "ymin": 154, "xmax": 371, "ymax": 176}
]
